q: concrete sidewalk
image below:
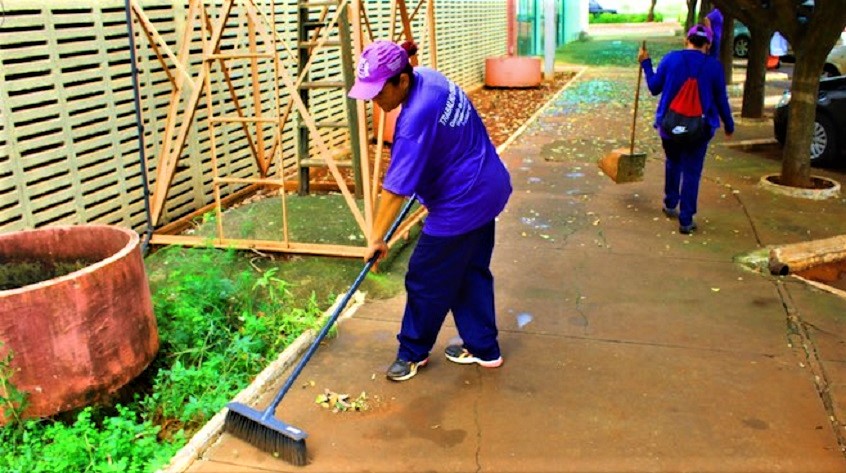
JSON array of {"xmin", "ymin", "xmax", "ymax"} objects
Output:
[{"xmin": 184, "ymin": 65, "xmax": 846, "ymax": 472}]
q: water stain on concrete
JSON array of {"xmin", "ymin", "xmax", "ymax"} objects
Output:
[
  {"xmin": 399, "ymin": 395, "xmax": 467, "ymax": 448},
  {"xmin": 742, "ymin": 418, "xmax": 770, "ymax": 430}
]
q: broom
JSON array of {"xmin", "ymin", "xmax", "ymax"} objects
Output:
[
  {"xmin": 598, "ymin": 40, "xmax": 648, "ymax": 183},
  {"xmin": 224, "ymin": 195, "xmax": 418, "ymax": 465}
]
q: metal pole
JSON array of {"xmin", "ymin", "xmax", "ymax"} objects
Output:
[
  {"xmin": 543, "ymin": 0, "xmax": 555, "ymax": 78},
  {"xmin": 123, "ymin": 0, "xmax": 155, "ymax": 254}
]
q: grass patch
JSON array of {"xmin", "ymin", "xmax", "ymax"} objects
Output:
[
  {"xmin": 556, "ymin": 35, "xmax": 681, "ymax": 67},
  {"xmin": 589, "ymin": 13, "xmax": 664, "ymax": 24}
]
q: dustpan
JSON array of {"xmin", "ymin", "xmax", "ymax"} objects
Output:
[{"xmin": 599, "ymin": 41, "xmax": 647, "ymax": 183}]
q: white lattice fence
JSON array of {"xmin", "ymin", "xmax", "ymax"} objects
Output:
[{"xmin": 0, "ymin": 0, "xmax": 506, "ymax": 233}]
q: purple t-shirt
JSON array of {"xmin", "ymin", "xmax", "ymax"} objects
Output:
[{"xmin": 383, "ymin": 68, "xmax": 512, "ymax": 236}]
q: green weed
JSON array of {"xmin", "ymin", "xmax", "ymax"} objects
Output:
[
  {"xmin": 0, "ymin": 406, "xmax": 182, "ymax": 473},
  {"xmin": 0, "ymin": 343, "xmax": 27, "ymax": 428}
]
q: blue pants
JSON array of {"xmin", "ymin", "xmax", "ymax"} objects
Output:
[
  {"xmin": 661, "ymin": 135, "xmax": 712, "ymax": 227},
  {"xmin": 397, "ymin": 220, "xmax": 501, "ymax": 363}
]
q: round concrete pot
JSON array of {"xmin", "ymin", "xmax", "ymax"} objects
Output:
[
  {"xmin": 758, "ymin": 174, "xmax": 841, "ymax": 200},
  {"xmin": 484, "ymin": 56, "xmax": 542, "ymax": 88},
  {"xmin": 0, "ymin": 225, "xmax": 158, "ymax": 423}
]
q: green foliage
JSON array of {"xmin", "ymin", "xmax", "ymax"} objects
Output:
[
  {"xmin": 589, "ymin": 13, "xmax": 663, "ymax": 24},
  {"xmin": 0, "ymin": 343, "xmax": 28, "ymax": 428},
  {"xmin": 0, "ymin": 246, "xmax": 323, "ymax": 471},
  {"xmin": 143, "ymin": 247, "xmax": 322, "ymax": 432},
  {"xmin": 0, "ymin": 406, "xmax": 183, "ymax": 473}
]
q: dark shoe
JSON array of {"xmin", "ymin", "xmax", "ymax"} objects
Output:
[
  {"xmin": 386, "ymin": 357, "xmax": 428, "ymax": 382},
  {"xmin": 662, "ymin": 207, "xmax": 679, "ymax": 218},
  {"xmin": 679, "ymin": 222, "xmax": 698, "ymax": 235},
  {"xmin": 444, "ymin": 345, "xmax": 503, "ymax": 368}
]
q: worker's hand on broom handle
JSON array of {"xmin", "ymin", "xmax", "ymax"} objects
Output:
[
  {"xmin": 638, "ymin": 41, "xmax": 649, "ymax": 63},
  {"xmin": 364, "ymin": 190, "xmax": 415, "ymax": 269},
  {"xmin": 365, "ymin": 239, "xmax": 389, "ymax": 266}
]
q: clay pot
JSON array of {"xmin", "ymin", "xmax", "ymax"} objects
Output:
[
  {"xmin": 0, "ymin": 225, "xmax": 158, "ymax": 423},
  {"xmin": 484, "ymin": 56, "xmax": 542, "ymax": 88}
]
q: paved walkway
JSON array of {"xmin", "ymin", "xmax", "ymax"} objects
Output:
[{"xmin": 181, "ymin": 60, "xmax": 846, "ymax": 473}]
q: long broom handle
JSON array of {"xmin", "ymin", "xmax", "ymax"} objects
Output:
[
  {"xmin": 630, "ymin": 40, "xmax": 645, "ymax": 156},
  {"xmin": 260, "ymin": 195, "xmax": 419, "ymax": 420}
]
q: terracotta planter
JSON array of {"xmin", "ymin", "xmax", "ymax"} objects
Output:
[
  {"xmin": 0, "ymin": 225, "xmax": 158, "ymax": 423},
  {"xmin": 484, "ymin": 56, "xmax": 542, "ymax": 88}
]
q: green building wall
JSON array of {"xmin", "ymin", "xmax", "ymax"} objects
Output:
[{"xmin": 517, "ymin": 0, "xmax": 583, "ymax": 57}]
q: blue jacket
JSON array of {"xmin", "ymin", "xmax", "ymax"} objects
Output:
[{"xmin": 642, "ymin": 49, "xmax": 735, "ymax": 136}]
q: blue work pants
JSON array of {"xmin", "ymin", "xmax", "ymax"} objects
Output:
[
  {"xmin": 397, "ymin": 220, "xmax": 501, "ymax": 363},
  {"xmin": 661, "ymin": 134, "xmax": 712, "ymax": 227}
]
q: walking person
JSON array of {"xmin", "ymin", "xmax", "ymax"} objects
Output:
[
  {"xmin": 638, "ymin": 24, "xmax": 734, "ymax": 234},
  {"xmin": 347, "ymin": 40, "xmax": 512, "ymax": 381}
]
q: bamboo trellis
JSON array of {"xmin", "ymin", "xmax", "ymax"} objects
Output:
[{"xmin": 128, "ymin": 0, "xmax": 437, "ymax": 257}]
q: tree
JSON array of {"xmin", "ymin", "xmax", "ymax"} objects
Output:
[
  {"xmin": 719, "ymin": 11, "xmax": 735, "ymax": 84},
  {"xmin": 713, "ymin": 0, "xmax": 846, "ymax": 188},
  {"xmin": 685, "ymin": 0, "xmax": 698, "ymax": 30},
  {"xmin": 647, "ymin": 0, "xmax": 658, "ymax": 22},
  {"xmin": 698, "ymin": 0, "xmax": 713, "ymax": 23}
]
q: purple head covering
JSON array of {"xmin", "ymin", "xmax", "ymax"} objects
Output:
[
  {"xmin": 348, "ymin": 41, "xmax": 409, "ymax": 100},
  {"xmin": 687, "ymin": 24, "xmax": 713, "ymax": 44}
]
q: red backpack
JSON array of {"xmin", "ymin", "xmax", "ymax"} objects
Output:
[{"xmin": 660, "ymin": 56, "xmax": 707, "ymax": 143}]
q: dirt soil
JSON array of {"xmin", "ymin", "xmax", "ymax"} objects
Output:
[{"xmin": 473, "ymin": 72, "xmax": 576, "ymax": 147}]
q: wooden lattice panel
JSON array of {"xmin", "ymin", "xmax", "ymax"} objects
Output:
[{"xmin": 0, "ymin": 0, "xmax": 507, "ymax": 234}]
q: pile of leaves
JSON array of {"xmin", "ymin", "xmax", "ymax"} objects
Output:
[
  {"xmin": 473, "ymin": 72, "xmax": 575, "ymax": 147},
  {"xmin": 314, "ymin": 388, "xmax": 370, "ymax": 413}
]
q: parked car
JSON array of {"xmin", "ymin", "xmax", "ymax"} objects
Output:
[
  {"xmin": 773, "ymin": 76, "xmax": 846, "ymax": 166},
  {"xmin": 823, "ymin": 42, "xmax": 846, "ymax": 77},
  {"xmin": 589, "ymin": 0, "xmax": 617, "ymax": 15},
  {"xmin": 734, "ymin": 21, "xmax": 751, "ymax": 58},
  {"xmin": 733, "ymin": 23, "xmax": 845, "ymax": 77}
]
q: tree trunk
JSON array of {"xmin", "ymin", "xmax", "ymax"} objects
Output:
[
  {"xmin": 647, "ymin": 0, "xmax": 657, "ymax": 22},
  {"xmin": 780, "ymin": 51, "xmax": 826, "ymax": 188},
  {"xmin": 711, "ymin": 0, "xmax": 846, "ymax": 189},
  {"xmin": 685, "ymin": 0, "xmax": 698, "ymax": 31},
  {"xmin": 720, "ymin": 14, "xmax": 735, "ymax": 84},
  {"xmin": 740, "ymin": 24, "xmax": 772, "ymax": 118},
  {"xmin": 698, "ymin": 0, "xmax": 712, "ymax": 23}
]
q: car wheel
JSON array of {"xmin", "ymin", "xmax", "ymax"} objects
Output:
[
  {"xmin": 734, "ymin": 35, "xmax": 750, "ymax": 58},
  {"xmin": 822, "ymin": 64, "xmax": 841, "ymax": 78},
  {"xmin": 810, "ymin": 114, "xmax": 837, "ymax": 166}
]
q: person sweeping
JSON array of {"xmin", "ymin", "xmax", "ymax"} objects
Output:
[
  {"xmin": 348, "ymin": 40, "xmax": 512, "ymax": 381},
  {"xmin": 638, "ymin": 24, "xmax": 734, "ymax": 235}
]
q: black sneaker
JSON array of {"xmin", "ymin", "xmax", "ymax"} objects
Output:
[
  {"xmin": 386, "ymin": 357, "xmax": 428, "ymax": 382},
  {"xmin": 444, "ymin": 345, "xmax": 503, "ymax": 368},
  {"xmin": 662, "ymin": 207, "xmax": 679, "ymax": 218},
  {"xmin": 679, "ymin": 222, "xmax": 698, "ymax": 235}
]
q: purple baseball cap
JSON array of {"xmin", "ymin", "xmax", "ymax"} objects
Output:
[
  {"xmin": 687, "ymin": 24, "xmax": 713, "ymax": 43},
  {"xmin": 348, "ymin": 41, "xmax": 409, "ymax": 100}
]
